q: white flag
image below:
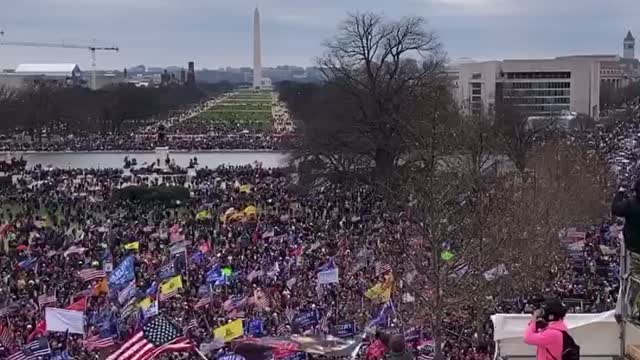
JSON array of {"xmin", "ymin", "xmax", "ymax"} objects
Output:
[
  {"xmin": 317, "ymin": 268, "xmax": 339, "ymax": 284},
  {"xmin": 45, "ymin": 307, "xmax": 85, "ymax": 335}
]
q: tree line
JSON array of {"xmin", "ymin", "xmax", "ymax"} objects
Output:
[
  {"xmin": 0, "ymin": 82, "xmax": 233, "ymax": 140},
  {"xmin": 277, "ymin": 12, "xmax": 614, "ymax": 358}
]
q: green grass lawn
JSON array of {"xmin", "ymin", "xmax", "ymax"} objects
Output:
[
  {"xmin": 199, "ymin": 111, "xmax": 273, "ymax": 125},
  {"xmin": 212, "ymin": 104, "xmax": 272, "ymax": 111}
]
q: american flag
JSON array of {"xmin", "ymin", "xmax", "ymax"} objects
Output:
[
  {"xmin": 83, "ymin": 333, "xmax": 116, "ymax": 350},
  {"xmin": 37, "ymin": 293, "xmax": 56, "ymax": 307},
  {"xmin": 184, "ymin": 319, "xmax": 198, "ymax": 332},
  {"xmin": 284, "ymin": 307, "xmax": 296, "ymax": 324},
  {"xmin": 194, "ymin": 297, "xmax": 211, "ymax": 310},
  {"xmin": 77, "ymin": 268, "xmax": 107, "ymax": 282},
  {"xmin": 247, "ymin": 269, "xmax": 263, "ymax": 282},
  {"xmin": 0, "ymin": 324, "xmax": 13, "ymax": 351},
  {"xmin": 106, "ymin": 316, "xmax": 194, "ymax": 360},
  {"xmin": 118, "ymin": 280, "xmax": 137, "ymax": 304},
  {"xmin": 7, "ymin": 338, "xmax": 51, "ymax": 360},
  {"xmin": 227, "ymin": 309, "xmax": 245, "ymax": 319},
  {"xmin": 377, "ymin": 264, "xmax": 392, "ymax": 276},
  {"xmin": 223, "ymin": 296, "xmax": 245, "ymax": 312},
  {"xmin": 418, "ymin": 353, "xmax": 435, "ymax": 360},
  {"xmin": 276, "ymin": 323, "xmax": 289, "ymax": 336}
]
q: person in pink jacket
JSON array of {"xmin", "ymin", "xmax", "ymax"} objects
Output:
[{"xmin": 523, "ymin": 299, "xmax": 569, "ymax": 360}]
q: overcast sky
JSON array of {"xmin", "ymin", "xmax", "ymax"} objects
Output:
[{"xmin": 1, "ymin": 0, "xmax": 638, "ymax": 71}]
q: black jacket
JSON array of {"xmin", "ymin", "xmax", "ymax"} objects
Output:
[{"xmin": 612, "ymin": 191, "xmax": 640, "ymax": 253}]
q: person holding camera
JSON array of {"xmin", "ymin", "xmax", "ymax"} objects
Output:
[{"xmin": 523, "ymin": 299, "xmax": 579, "ymax": 360}]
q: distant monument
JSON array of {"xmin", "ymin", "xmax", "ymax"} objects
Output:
[
  {"xmin": 253, "ymin": 7, "xmax": 262, "ymax": 89},
  {"xmin": 187, "ymin": 61, "xmax": 196, "ymax": 87}
]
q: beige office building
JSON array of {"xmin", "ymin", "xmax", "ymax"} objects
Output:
[{"xmin": 450, "ymin": 31, "xmax": 638, "ymax": 119}]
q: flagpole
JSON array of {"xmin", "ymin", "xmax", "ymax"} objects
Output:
[{"xmin": 194, "ymin": 346, "xmax": 209, "ymax": 360}]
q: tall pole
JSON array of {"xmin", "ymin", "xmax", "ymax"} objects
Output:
[
  {"xmin": 253, "ymin": 7, "xmax": 262, "ymax": 89},
  {"xmin": 90, "ymin": 48, "xmax": 97, "ymax": 90}
]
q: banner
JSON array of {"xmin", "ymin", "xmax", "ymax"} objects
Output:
[
  {"xmin": 142, "ymin": 300, "xmax": 158, "ymax": 319},
  {"xmin": 213, "ymin": 319, "xmax": 244, "ymax": 342},
  {"xmin": 109, "ymin": 256, "xmax": 135, "ymax": 289},
  {"xmin": 333, "ymin": 322, "xmax": 356, "ymax": 338},
  {"xmin": 158, "ymin": 262, "xmax": 176, "ymax": 280},
  {"xmin": 293, "ymin": 311, "xmax": 319, "ymax": 329},
  {"xmin": 317, "ymin": 268, "xmax": 339, "ymax": 284},
  {"xmin": 45, "ymin": 308, "xmax": 85, "ymax": 335},
  {"xmin": 118, "ymin": 280, "xmax": 137, "ymax": 305}
]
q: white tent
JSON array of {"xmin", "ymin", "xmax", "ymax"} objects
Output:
[{"xmin": 491, "ymin": 311, "xmax": 620, "ymax": 360}]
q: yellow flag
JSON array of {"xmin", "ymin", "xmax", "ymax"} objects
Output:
[
  {"xmin": 365, "ymin": 282, "xmax": 392, "ymax": 304},
  {"xmin": 244, "ymin": 206, "xmax": 257, "ymax": 217},
  {"xmin": 196, "ymin": 210, "xmax": 211, "ymax": 220},
  {"xmin": 160, "ymin": 275, "xmax": 183, "ymax": 296},
  {"xmin": 239, "ymin": 184, "xmax": 251, "ymax": 193},
  {"xmin": 213, "ymin": 319, "xmax": 244, "ymax": 342},
  {"xmin": 139, "ymin": 297, "xmax": 153, "ymax": 310},
  {"xmin": 124, "ymin": 241, "xmax": 140, "ymax": 251}
]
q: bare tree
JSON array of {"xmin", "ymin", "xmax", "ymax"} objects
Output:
[{"xmin": 292, "ymin": 12, "xmax": 447, "ymax": 181}]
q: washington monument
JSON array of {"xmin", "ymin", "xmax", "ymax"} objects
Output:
[{"xmin": 253, "ymin": 7, "xmax": 262, "ymax": 89}]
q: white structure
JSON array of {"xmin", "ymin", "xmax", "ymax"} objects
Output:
[
  {"xmin": 492, "ymin": 311, "xmax": 620, "ymax": 360},
  {"xmin": 624, "ymin": 31, "xmax": 635, "ymax": 60},
  {"xmin": 0, "ymin": 63, "xmax": 83, "ymax": 88},
  {"xmin": 453, "ymin": 56, "xmax": 606, "ymax": 119},
  {"xmin": 15, "ymin": 63, "xmax": 81, "ymax": 77},
  {"xmin": 253, "ymin": 7, "xmax": 262, "ymax": 89}
]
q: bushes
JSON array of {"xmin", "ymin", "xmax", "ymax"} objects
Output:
[{"xmin": 112, "ymin": 186, "xmax": 190, "ymax": 206}]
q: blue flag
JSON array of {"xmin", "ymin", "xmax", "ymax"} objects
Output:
[
  {"xmin": 109, "ymin": 255, "xmax": 135, "ymax": 289},
  {"xmin": 206, "ymin": 265, "xmax": 228, "ymax": 286},
  {"xmin": 18, "ymin": 337, "xmax": 51, "ymax": 358},
  {"xmin": 317, "ymin": 257, "xmax": 336, "ymax": 272},
  {"xmin": 333, "ymin": 322, "xmax": 356, "ymax": 338},
  {"xmin": 18, "ymin": 257, "xmax": 38, "ymax": 269},
  {"xmin": 248, "ymin": 318, "xmax": 265, "ymax": 337},
  {"xmin": 146, "ymin": 281, "xmax": 159, "ymax": 297},
  {"xmin": 293, "ymin": 310, "xmax": 319, "ymax": 329},
  {"xmin": 368, "ymin": 300, "xmax": 394, "ymax": 328},
  {"xmin": 191, "ymin": 251, "xmax": 205, "ymax": 264},
  {"xmin": 158, "ymin": 262, "xmax": 176, "ymax": 280}
]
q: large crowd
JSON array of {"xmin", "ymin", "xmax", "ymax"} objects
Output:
[
  {"xmin": 0, "ymin": 95, "xmax": 289, "ymax": 152},
  {"xmin": 0, "ymin": 100, "xmax": 638, "ymax": 360}
]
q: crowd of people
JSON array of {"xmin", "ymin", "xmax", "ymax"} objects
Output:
[
  {"xmin": 0, "ymin": 101, "xmax": 638, "ymax": 360},
  {"xmin": 0, "ymin": 160, "xmax": 625, "ymax": 360},
  {"xmin": 0, "ymin": 94, "xmax": 291, "ymax": 152}
]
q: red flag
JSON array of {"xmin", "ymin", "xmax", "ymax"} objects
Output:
[
  {"xmin": 27, "ymin": 320, "xmax": 46, "ymax": 342},
  {"xmin": 366, "ymin": 339, "xmax": 387, "ymax": 360},
  {"xmin": 27, "ymin": 296, "xmax": 87, "ymax": 341},
  {"xmin": 67, "ymin": 297, "xmax": 87, "ymax": 311},
  {"xmin": 198, "ymin": 241, "xmax": 211, "ymax": 254}
]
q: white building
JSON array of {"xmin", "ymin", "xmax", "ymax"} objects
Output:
[
  {"xmin": 454, "ymin": 56, "xmax": 604, "ymax": 118},
  {"xmin": 0, "ymin": 63, "xmax": 84, "ymax": 88},
  {"xmin": 451, "ymin": 32, "xmax": 639, "ymax": 119}
]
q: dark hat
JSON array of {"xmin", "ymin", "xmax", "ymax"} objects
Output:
[{"xmin": 544, "ymin": 298, "xmax": 567, "ymax": 319}]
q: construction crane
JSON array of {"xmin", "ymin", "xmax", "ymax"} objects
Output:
[{"xmin": 0, "ymin": 31, "xmax": 119, "ymax": 90}]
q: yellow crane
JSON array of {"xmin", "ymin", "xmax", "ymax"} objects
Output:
[{"xmin": 0, "ymin": 30, "xmax": 119, "ymax": 90}]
